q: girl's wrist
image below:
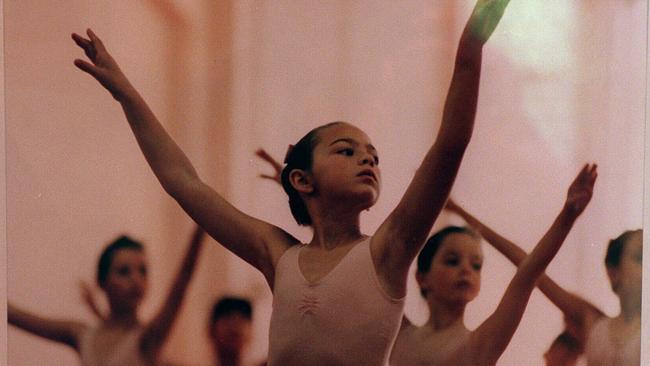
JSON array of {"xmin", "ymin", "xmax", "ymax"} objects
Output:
[
  {"xmin": 559, "ymin": 206, "xmax": 580, "ymax": 222},
  {"xmin": 114, "ymin": 82, "xmax": 139, "ymax": 103}
]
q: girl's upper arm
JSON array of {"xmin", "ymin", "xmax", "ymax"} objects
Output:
[
  {"xmin": 139, "ymin": 227, "xmax": 205, "ymax": 358},
  {"xmin": 8, "ymin": 303, "xmax": 87, "ymax": 350},
  {"xmin": 536, "ymin": 278, "xmax": 604, "ymax": 345},
  {"xmin": 537, "ymin": 277, "xmax": 604, "ymax": 326},
  {"xmin": 372, "ymin": 0, "xmax": 513, "ymax": 273},
  {"xmin": 373, "ymin": 144, "xmax": 467, "ymax": 281},
  {"xmin": 174, "ymin": 178, "xmax": 297, "ymax": 278},
  {"xmin": 463, "ymin": 271, "xmax": 535, "ymax": 365}
]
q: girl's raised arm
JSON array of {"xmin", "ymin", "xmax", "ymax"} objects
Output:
[
  {"xmin": 72, "ymin": 30, "xmax": 297, "ymax": 283},
  {"xmin": 8, "ymin": 302, "xmax": 87, "ymax": 350},
  {"xmin": 446, "ymin": 198, "xmax": 604, "ymax": 346},
  {"xmin": 460, "ymin": 164, "xmax": 597, "ymax": 364},
  {"xmin": 139, "ymin": 226, "xmax": 205, "ymax": 362},
  {"xmin": 79, "ymin": 280, "xmax": 107, "ymax": 321},
  {"xmin": 255, "ymin": 148, "xmax": 284, "ymax": 184},
  {"xmin": 374, "ymin": 0, "xmax": 512, "ymax": 284}
]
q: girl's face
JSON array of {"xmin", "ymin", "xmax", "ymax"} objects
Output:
[
  {"xmin": 543, "ymin": 344, "xmax": 577, "ymax": 366},
  {"xmin": 309, "ymin": 123, "xmax": 381, "ymax": 209},
  {"xmin": 613, "ymin": 231, "xmax": 642, "ymax": 300},
  {"xmin": 211, "ymin": 313, "xmax": 252, "ymax": 355},
  {"xmin": 103, "ymin": 248, "xmax": 148, "ymax": 310},
  {"xmin": 418, "ymin": 233, "xmax": 483, "ymax": 306}
]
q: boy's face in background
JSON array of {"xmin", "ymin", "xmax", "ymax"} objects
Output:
[{"xmin": 211, "ymin": 312, "xmax": 253, "ymax": 354}]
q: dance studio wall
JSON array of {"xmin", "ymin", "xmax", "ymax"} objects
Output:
[{"xmin": 5, "ymin": 1, "xmax": 645, "ymax": 365}]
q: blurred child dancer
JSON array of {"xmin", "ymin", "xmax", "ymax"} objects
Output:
[
  {"xmin": 388, "ymin": 164, "xmax": 596, "ymax": 365},
  {"xmin": 9, "ymin": 226, "xmax": 205, "ymax": 365},
  {"xmin": 208, "ymin": 296, "xmax": 267, "ymax": 366},
  {"xmin": 72, "ymin": 0, "xmax": 510, "ymax": 364},
  {"xmin": 81, "ymin": 287, "xmax": 261, "ymax": 365},
  {"xmin": 446, "ymin": 198, "xmax": 641, "ymax": 366}
]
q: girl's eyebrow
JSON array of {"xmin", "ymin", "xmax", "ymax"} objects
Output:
[
  {"xmin": 329, "ymin": 138, "xmax": 357, "ymax": 146},
  {"xmin": 329, "ymin": 138, "xmax": 376, "ymax": 152}
]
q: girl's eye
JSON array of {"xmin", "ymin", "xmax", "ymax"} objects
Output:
[
  {"xmin": 140, "ymin": 266, "xmax": 148, "ymax": 276},
  {"xmin": 444, "ymin": 258, "xmax": 459, "ymax": 266},
  {"xmin": 373, "ymin": 155, "xmax": 379, "ymax": 164},
  {"xmin": 117, "ymin": 267, "xmax": 130, "ymax": 276},
  {"xmin": 338, "ymin": 148, "xmax": 354, "ymax": 156},
  {"xmin": 472, "ymin": 263, "xmax": 482, "ymax": 271}
]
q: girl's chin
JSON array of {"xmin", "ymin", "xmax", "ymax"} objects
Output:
[{"xmin": 334, "ymin": 193, "xmax": 377, "ymax": 210}]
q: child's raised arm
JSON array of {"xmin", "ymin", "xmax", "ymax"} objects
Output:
[
  {"xmin": 79, "ymin": 280, "xmax": 107, "ymax": 321},
  {"xmin": 138, "ymin": 226, "xmax": 205, "ymax": 362},
  {"xmin": 72, "ymin": 30, "xmax": 296, "ymax": 283},
  {"xmin": 255, "ymin": 148, "xmax": 283, "ymax": 185},
  {"xmin": 446, "ymin": 198, "xmax": 604, "ymax": 346},
  {"xmin": 373, "ymin": 0, "xmax": 512, "ymax": 291},
  {"xmin": 8, "ymin": 302, "xmax": 87, "ymax": 350},
  {"xmin": 459, "ymin": 164, "xmax": 597, "ymax": 364}
]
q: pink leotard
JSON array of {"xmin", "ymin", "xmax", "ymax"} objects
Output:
[{"xmin": 267, "ymin": 238, "xmax": 405, "ymax": 366}]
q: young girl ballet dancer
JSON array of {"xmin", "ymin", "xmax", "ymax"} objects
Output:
[
  {"xmin": 445, "ymin": 198, "xmax": 641, "ymax": 366},
  {"xmin": 9, "ymin": 226, "xmax": 205, "ymax": 366},
  {"xmin": 255, "ymin": 158, "xmax": 602, "ymax": 366},
  {"xmin": 72, "ymin": 1, "xmax": 511, "ymax": 364},
  {"xmin": 388, "ymin": 164, "xmax": 597, "ymax": 365}
]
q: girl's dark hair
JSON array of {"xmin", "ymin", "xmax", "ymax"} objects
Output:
[
  {"xmin": 97, "ymin": 235, "xmax": 144, "ymax": 287},
  {"xmin": 417, "ymin": 226, "xmax": 478, "ymax": 274},
  {"xmin": 550, "ymin": 331, "xmax": 581, "ymax": 353},
  {"xmin": 281, "ymin": 121, "xmax": 344, "ymax": 226},
  {"xmin": 605, "ymin": 229, "xmax": 642, "ymax": 268},
  {"xmin": 416, "ymin": 226, "xmax": 478, "ymax": 297},
  {"xmin": 210, "ymin": 296, "xmax": 253, "ymax": 325}
]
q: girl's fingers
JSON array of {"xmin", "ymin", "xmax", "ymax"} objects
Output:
[
  {"xmin": 256, "ymin": 149, "xmax": 274, "ymax": 163},
  {"xmin": 73, "ymin": 59, "xmax": 100, "ymax": 79},
  {"xmin": 72, "ymin": 33, "xmax": 98, "ymax": 62},
  {"xmin": 86, "ymin": 28, "xmax": 108, "ymax": 52},
  {"xmin": 86, "ymin": 28, "xmax": 98, "ymax": 43},
  {"xmin": 71, "ymin": 33, "xmax": 91, "ymax": 49}
]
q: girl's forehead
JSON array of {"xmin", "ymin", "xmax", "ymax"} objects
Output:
[
  {"xmin": 112, "ymin": 249, "xmax": 147, "ymax": 265},
  {"xmin": 439, "ymin": 234, "xmax": 483, "ymax": 256},
  {"xmin": 623, "ymin": 233, "xmax": 642, "ymax": 254},
  {"xmin": 318, "ymin": 123, "xmax": 373, "ymax": 145}
]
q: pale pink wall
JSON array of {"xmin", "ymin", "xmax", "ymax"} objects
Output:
[
  {"xmin": 1, "ymin": 0, "xmax": 8, "ymax": 364},
  {"xmin": 4, "ymin": 1, "xmax": 647, "ymax": 366},
  {"xmin": 5, "ymin": 1, "xmax": 236, "ymax": 365}
]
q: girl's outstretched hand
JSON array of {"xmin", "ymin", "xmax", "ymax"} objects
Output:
[
  {"xmin": 255, "ymin": 148, "xmax": 283, "ymax": 185},
  {"xmin": 466, "ymin": 0, "xmax": 511, "ymax": 45},
  {"xmin": 563, "ymin": 163, "xmax": 598, "ymax": 218},
  {"xmin": 72, "ymin": 29, "xmax": 132, "ymax": 101}
]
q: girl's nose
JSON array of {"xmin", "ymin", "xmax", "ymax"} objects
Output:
[
  {"xmin": 460, "ymin": 261, "xmax": 472, "ymax": 274},
  {"xmin": 359, "ymin": 153, "xmax": 375, "ymax": 166},
  {"xmin": 133, "ymin": 274, "xmax": 146, "ymax": 288}
]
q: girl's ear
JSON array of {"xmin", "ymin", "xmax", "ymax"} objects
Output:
[
  {"xmin": 415, "ymin": 271, "xmax": 428, "ymax": 295},
  {"xmin": 606, "ymin": 266, "xmax": 620, "ymax": 293},
  {"xmin": 289, "ymin": 169, "xmax": 314, "ymax": 194}
]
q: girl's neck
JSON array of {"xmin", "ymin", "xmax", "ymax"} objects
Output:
[
  {"xmin": 618, "ymin": 295, "xmax": 641, "ymax": 321},
  {"xmin": 216, "ymin": 350, "xmax": 242, "ymax": 366},
  {"xmin": 309, "ymin": 207, "xmax": 364, "ymax": 250},
  {"xmin": 105, "ymin": 307, "xmax": 139, "ymax": 328},
  {"xmin": 426, "ymin": 300, "xmax": 466, "ymax": 331}
]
